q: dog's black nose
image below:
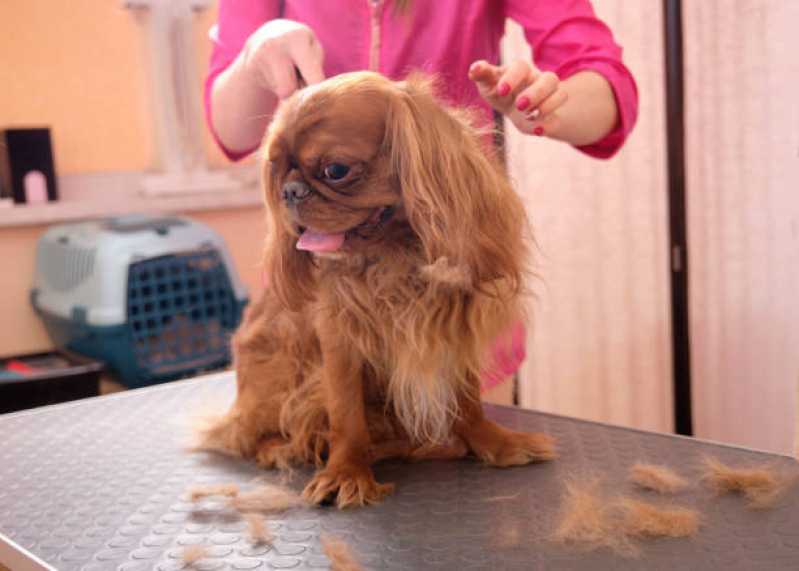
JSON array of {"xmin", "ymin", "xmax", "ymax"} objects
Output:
[{"xmin": 282, "ymin": 181, "xmax": 312, "ymax": 205}]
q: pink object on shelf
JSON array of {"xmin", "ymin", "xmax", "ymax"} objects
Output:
[{"xmin": 24, "ymin": 170, "xmax": 48, "ymax": 203}]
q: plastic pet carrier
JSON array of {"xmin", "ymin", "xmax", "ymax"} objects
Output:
[{"xmin": 31, "ymin": 214, "xmax": 248, "ymax": 387}]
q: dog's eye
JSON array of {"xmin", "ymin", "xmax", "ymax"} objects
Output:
[{"xmin": 322, "ymin": 163, "xmax": 350, "ymax": 181}]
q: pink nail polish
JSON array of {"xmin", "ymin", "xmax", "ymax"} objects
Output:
[
  {"xmin": 534, "ymin": 127, "xmax": 545, "ymax": 136},
  {"xmin": 497, "ymin": 82, "xmax": 510, "ymax": 96},
  {"xmin": 516, "ymin": 96, "xmax": 530, "ymax": 111}
]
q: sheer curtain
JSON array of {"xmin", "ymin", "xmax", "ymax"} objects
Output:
[
  {"xmin": 684, "ymin": 0, "xmax": 799, "ymax": 453},
  {"xmin": 502, "ymin": 1, "xmax": 673, "ymax": 433},
  {"xmin": 504, "ymin": 1, "xmax": 799, "ymax": 453}
]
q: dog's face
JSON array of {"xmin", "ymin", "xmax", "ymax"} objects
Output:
[
  {"xmin": 262, "ymin": 72, "xmax": 527, "ymax": 309},
  {"xmin": 265, "ymin": 76, "xmax": 402, "ymax": 256}
]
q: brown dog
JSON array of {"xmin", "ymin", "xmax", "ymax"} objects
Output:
[{"xmin": 200, "ymin": 72, "xmax": 555, "ymax": 508}]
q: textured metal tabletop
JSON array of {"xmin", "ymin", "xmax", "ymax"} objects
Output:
[{"xmin": 1, "ymin": 371, "xmax": 798, "ymax": 571}]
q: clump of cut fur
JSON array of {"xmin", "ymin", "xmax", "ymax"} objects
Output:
[
  {"xmin": 618, "ymin": 498, "xmax": 700, "ymax": 538},
  {"xmin": 701, "ymin": 456, "xmax": 795, "ymax": 509},
  {"xmin": 551, "ymin": 477, "xmax": 638, "ymax": 557},
  {"xmin": 629, "ymin": 463, "xmax": 689, "ymax": 494},
  {"xmin": 228, "ymin": 483, "xmax": 305, "ymax": 513},
  {"xmin": 182, "ymin": 545, "xmax": 208, "ymax": 565},
  {"xmin": 321, "ymin": 534, "xmax": 365, "ymax": 571},
  {"xmin": 553, "ymin": 476, "xmax": 704, "ymax": 556},
  {"xmin": 188, "ymin": 483, "xmax": 240, "ymax": 501},
  {"xmin": 244, "ymin": 513, "xmax": 272, "ymax": 544}
]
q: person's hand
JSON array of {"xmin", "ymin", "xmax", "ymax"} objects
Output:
[
  {"xmin": 469, "ymin": 59, "xmax": 568, "ymax": 137},
  {"xmin": 241, "ymin": 19, "xmax": 325, "ymax": 99}
]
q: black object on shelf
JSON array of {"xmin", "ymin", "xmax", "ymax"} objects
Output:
[
  {"xmin": 0, "ymin": 127, "xmax": 59, "ymax": 204},
  {"xmin": 0, "ymin": 350, "xmax": 103, "ymax": 414}
]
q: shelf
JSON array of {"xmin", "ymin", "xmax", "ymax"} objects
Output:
[{"xmin": 0, "ymin": 168, "xmax": 264, "ymax": 229}]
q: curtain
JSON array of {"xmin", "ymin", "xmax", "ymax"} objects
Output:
[
  {"xmin": 502, "ymin": 1, "xmax": 673, "ymax": 433},
  {"xmin": 684, "ymin": 0, "xmax": 799, "ymax": 454}
]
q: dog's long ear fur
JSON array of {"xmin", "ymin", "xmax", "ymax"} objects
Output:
[
  {"xmin": 261, "ymin": 158, "xmax": 315, "ymax": 311},
  {"xmin": 385, "ymin": 75, "xmax": 528, "ymax": 297}
]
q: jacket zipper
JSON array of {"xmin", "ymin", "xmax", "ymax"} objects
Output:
[{"xmin": 368, "ymin": 0, "xmax": 383, "ymax": 71}]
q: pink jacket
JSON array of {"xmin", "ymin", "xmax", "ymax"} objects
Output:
[
  {"xmin": 206, "ymin": 0, "xmax": 638, "ymax": 161},
  {"xmin": 205, "ymin": 0, "xmax": 639, "ymax": 389}
]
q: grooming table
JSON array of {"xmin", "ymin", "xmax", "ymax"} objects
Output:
[{"xmin": 2, "ymin": 372, "xmax": 798, "ymax": 571}]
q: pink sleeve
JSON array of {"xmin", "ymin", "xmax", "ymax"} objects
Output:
[
  {"xmin": 204, "ymin": 0, "xmax": 281, "ymax": 161},
  {"xmin": 481, "ymin": 321, "xmax": 527, "ymax": 392},
  {"xmin": 504, "ymin": 0, "xmax": 639, "ymax": 159}
]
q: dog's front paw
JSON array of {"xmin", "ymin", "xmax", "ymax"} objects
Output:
[
  {"xmin": 302, "ymin": 463, "xmax": 394, "ymax": 508},
  {"xmin": 490, "ymin": 430, "xmax": 557, "ymax": 466},
  {"xmin": 464, "ymin": 420, "xmax": 557, "ymax": 467}
]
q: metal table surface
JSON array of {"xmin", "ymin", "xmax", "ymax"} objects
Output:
[{"xmin": 1, "ymin": 371, "xmax": 798, "ymax": 571}]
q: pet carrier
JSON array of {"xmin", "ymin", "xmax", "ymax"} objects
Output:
[{"xmin": 31, "ymin": 214, "xmax": 248, "ymax": 387}]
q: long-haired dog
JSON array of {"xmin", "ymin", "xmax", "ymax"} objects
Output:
[{"xmin": 200, "ymin": 71, "xmax": 555, "ymax": 507}]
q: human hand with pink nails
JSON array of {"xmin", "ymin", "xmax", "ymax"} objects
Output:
[
  {"xmin": 469, "ymin": 59, "xmax": 619, "ymax": 148},
  {"xmin": 210, "ymin": 19, "xmax": 326, "ymax": 157}
]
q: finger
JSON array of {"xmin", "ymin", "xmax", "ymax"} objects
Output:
[
  {"xmin": 528, "ymin": 113, "xmax": 561, "ymax": 137},
  {"xmin": 515, "ymin": 71, "xmax": 559, "ymax": 113},
  {"xmin": 528, "ymin": 87, "xmax": 568, "ymax": 119},
  {"xmin": 266, "ymin": 53, "xmax": 299, "ymax": 99},
  {"xmin": 287, "ymin": 34, "xmax": 325, "ymax": 85},
  {"xmin": 496, "ymin": 60, "xmax": 534, "ymax": 98},
  {"xmin": 468, "ymin": 60, "xmax": 503, "ymax": 88}
]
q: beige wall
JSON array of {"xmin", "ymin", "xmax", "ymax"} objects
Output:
[
  {"xmin": 0, "ymin": 1, "xmax": 154, "ymax": 174},
  {"xmin": 0, "ymin": 1, "xmax": 263, "ymax": 358},
  {"xmin": 0, "ymin": 0, "xmax": 231, "ymax": 173}
]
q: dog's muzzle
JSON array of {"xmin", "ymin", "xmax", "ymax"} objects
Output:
[{"xmin": 282, "ymin": 180, "xmax": 313, "ymax": 206}]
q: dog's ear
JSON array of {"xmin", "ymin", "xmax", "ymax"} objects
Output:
[
  {"xmin": 385, "ymin": 74, "xmax": 528, "ymax": 295},
  {"xmin": 261, "ymin": 157, "xmax": 315, "ymax": 311}
]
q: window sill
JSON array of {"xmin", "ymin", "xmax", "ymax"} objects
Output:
[{"xmin": 0, "ymin": 167, "xmax": 263, "ymax": 229}]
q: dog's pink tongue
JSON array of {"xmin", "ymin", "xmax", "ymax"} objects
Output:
[{"xmin": 296, "ymin": 230, "xmax": 346, "ymax": 252}]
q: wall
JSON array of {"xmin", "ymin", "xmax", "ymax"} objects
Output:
[
  {"xmin": 0, "ymin": 1, "xmax": 264, "ymax": 358},
  {"xmin": 0, "ymin": 0, "xmax": 230, "ymax": 174},
  {"xmin": 0, "ymin": 1, "xmax": 153, "ymax": 174}
]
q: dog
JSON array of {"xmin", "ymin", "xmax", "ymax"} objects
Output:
[{"xmin": 200, "ymin": 71, "xmax": 555, "ymax": 508}]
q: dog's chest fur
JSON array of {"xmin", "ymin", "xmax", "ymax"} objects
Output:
[{"xmin": 310, "ymin": 253, "xmax": 480, "ymax": 443}]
